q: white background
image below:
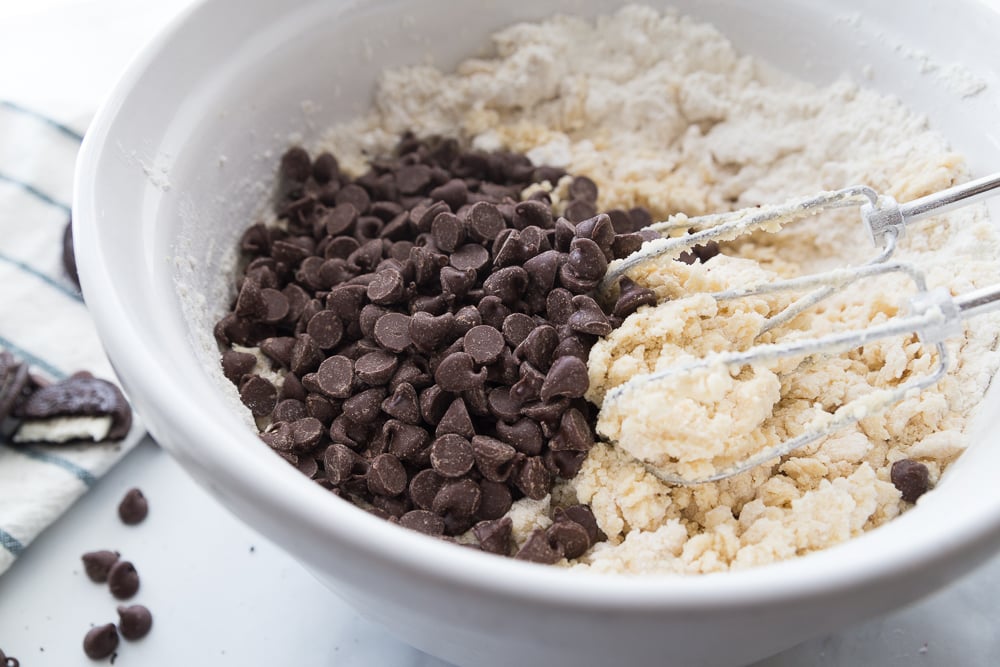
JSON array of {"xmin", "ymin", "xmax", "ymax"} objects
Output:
[{"xmin": 1, "ymin": 1, "xmax": 999, "ymax": 665}]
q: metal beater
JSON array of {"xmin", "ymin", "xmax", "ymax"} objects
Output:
[{"xmin": 601, "ymin": 172, "xmax": 1000, "ymax": 485}]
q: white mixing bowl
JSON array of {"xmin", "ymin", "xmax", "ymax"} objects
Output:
[{"xmin": 73, "ymin": 1, "xmax": 1000, "ymax": 665}]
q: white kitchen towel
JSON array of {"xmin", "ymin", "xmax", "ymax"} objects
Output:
[{"xmin": 0, "ymin": 100, "xmax": 145, "ymax": 575}]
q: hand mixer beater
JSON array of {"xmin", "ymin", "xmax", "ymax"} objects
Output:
[{"xmin": 598, "ymin": 172, "xmax": 1000, "ymax": 485}]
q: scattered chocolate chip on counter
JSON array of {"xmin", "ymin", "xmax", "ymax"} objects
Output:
[
  {"xmin": 107, "ymin": 560, "xmax": 140, "ymax": 600},
  {"xmin": 216, "ymin": 135, "xmax": 685, "ymax": 560},
  {"xmin": 117, "ymin": 488, "xmax": 149, "ymax": 525},
  {"xmin": 82, "ymin": 550, "xmax": 121, "ymax": 583},
  {"xmin": 891, "ymin": 459, "xmax": 932, "ymax": 503},
  {"xmin": 83, "ymin": 623, "xmax": 119, "ymax": 660},
  {"xmin": 116, "ymin": 605, "xmax": 153, "ymax": 640}
]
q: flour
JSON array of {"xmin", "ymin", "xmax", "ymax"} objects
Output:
[{"xmin": 314, "ymin": 5, "xmax": 1000, "ymax": 574}]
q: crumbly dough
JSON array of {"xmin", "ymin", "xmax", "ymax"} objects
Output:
[{"xmin": 319, "ymin": 6, "xmax": 1000, "ymax": 574}]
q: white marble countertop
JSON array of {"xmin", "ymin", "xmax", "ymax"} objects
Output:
[{"xmin": 1, "ymin": 1, "xmax": 999, "ymax": 665}]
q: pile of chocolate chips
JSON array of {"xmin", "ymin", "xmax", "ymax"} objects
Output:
[{"xmin": 216, "ymin": 134, "xmax": 696, "ymax": 561}]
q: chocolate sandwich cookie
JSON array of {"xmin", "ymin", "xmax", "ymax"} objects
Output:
[
  {"xmin": 14, "ymin": 372, "xmax": 132, "ymax": 443},
  {"xmin": 0, "ymin": 351, "xmax": 30, "ymax": 427}
]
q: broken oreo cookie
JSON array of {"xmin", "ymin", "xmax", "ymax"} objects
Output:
[{"xmin": 13, "ymin": 372, "xmax": 132, "ymax": 443}]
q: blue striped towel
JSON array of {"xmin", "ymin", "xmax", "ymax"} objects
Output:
[{"xmin": 0, "ymin": 100, "xmax": 145, "ymax": 575}]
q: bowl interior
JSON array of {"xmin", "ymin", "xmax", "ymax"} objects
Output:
[{"xmin": 77, "ymin": 0, "xmax": 1000, "ymax": 605}]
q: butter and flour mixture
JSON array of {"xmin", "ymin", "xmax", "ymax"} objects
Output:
[{"xmin": 315, "ymin": 5, "xmax": 1000, "ymax": 574}]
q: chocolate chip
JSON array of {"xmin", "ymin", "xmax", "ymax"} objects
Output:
[
  {"xmin": 301, "ymin": 396, "xmax": 331, "ymax": 426},
  {"xmin": 399, "ymin": 510, "xmax": 445, "ymax": 536},
  {"xmin": 327, "ymin": 414, "xmax": 364, "ymax": 449},
  {"xmin": 515, "ymin": 457, "xmax": 551, "ymax": 500},
  {"xmin": 564, "ymin": 200, "xmax": 597, "ymax": 223},
  {"xmin": 477, "ymin": 296, "xmax": 511, "ymax": 330},
  {"xmin": 470, "ymin": 435, "xmax": 518, "ymax": 483},
  {"xmin": 430, "ymin": 212, "xmax": 466, "ymax": 253},
  {"xmin": 290, "ymin": 417, "xmax": 324, "ymax": 450},
  {"xmin": 435, "ymin": 397, "xmax": 475, "ymax": 439},
  {"xmin": 439, "ymin": 266, "xmax": 477, "ymax": 301},
  {"xmin": 323, "ymin": 443, "xmax": 357, "ymax": 484},
  {"xmin": 311, "ymin": 152, "xmax": 339, "ymax": 184},
  {"xmin": 450, "ymin": 243, "xmax": 490, "ymax": 272},
  {"xmin": 411, "ymin": 200, "xmax": 450, "ymax": 232},
  {"xmin": 305, "ymin": 311, "xmax": 344, "ymax": 350},
  {"xmin": 261, "ymin": 422, "xmax": 294, "ymax": 452},
  {"xmin": 81, "ymin": 550, "xmax": 120, "ymax": 583},
  {"xmin": 546, "ymin": 288, "xmax": 574, "ymax": 325},
  {"xmin": 323, "ymin": 203, "xmax": 359, "ymax": 236},
  {"xmin": 463, "ymin": 325, "xmax": 506, "ymax": 365},
  {"xmin": 568, "ymin": 294, "xmax": 612, "ymax": 336},
  {"xmin": 116, "ymin": 604, "xmax": 153, "ymax": 640},
  {"xmin": 514, "ymin": 325, "xmax": 559, "ymax": 371},
  {"xmin": 540, "ymin": 356, "xmax": 589, "ymax": 401},
  {"xmin": 567, "ymin": 237, "xmax": 608, "ymax": 282},
  {"xmin": 553, "ymin": 335, "xmax": 589, "ymax": 362},
  {"xmin": 432, "ymin": 479, "xmax": 481, "ymax": 519},
  {"xmin": 108, "ymin": 560, "xmax": 140, "ymax": 599},
  {"xmin": 367, "ymin": 268, "xmax": 407, "ymax": 305},
  {"xmin": 546, "ymin": 518, "xmax": 590, "ymax": 559},
  {"xmin": 117, "ymin": 488, "xmax": 148, "ymax": 525},
  {"xmin": 477, "ymin": 480, "xmax": 514, "ymax": 521},
  {"xmin": 384, "ymin": 419, "xmax": 429, "ymax": 461},
  {"xmin": 381, "ymin": 382, "xmax": 421, "ymax": 424},
  {"xmin": 614, "ymin": 277, "xmax": 657, "ymax": 319},
  {"xmin": 335, "ymin": 183, "xmax": 371, "ymax": 215},
  {"xmin": 374, "ymin": 313, "xmax": 412, "ymax": 353},
  {"xmin": 496, "ymin": 418, "xmax": 544, "ymax": 456},
  {"xmin": 430, "ymin": 434, "xmax": 475, "ymax": 478},
  {"xmin": 409, "ymin": 469, "xmax": 445, "ymax": 510},
  {"xmin": 514, "ymin": 528, "xmax": 561, "ymax": 564},
  {"xmin": 568, "ymin": 176, "xmax": 598, "ymax": 203},
  {"xmin": 355, "ymin": 351, "xmax": 399, "ymax": 386},
  {"xmin": 474, "ymin": 517, "xmax": 513, "ymax": 555},
  {"xmin": 891, "ymin": 459, "xmax": 931, "ymax": 503},
  {"xmin": 513, "ymin": 200, "xmax": 554, "ymax": 230},
  {"xmin": 483, "ymin": 266, "xmax": 529, "ymax": 305},
  {"xmin": 239, "ymin": 376, "xmax": 277, "ymax": 417},
  {"xmin": 434, "ymin": 353, "xmax": 486, "ymax": 392},
  {"xmin": 309, "ymin": 357, "xmax": 352, "ymax": 402},
  {"xmin": 290, "ymin": 334, "xmax": 324, "ymax": 375},
  {"xmin": 467, "ymin": 202, "xmax": 506, "ymax": 242},
  {"xmin": 280, "ymin": 146, "xmax": 311, "ymax": 183},
  {"xmin": 553, "ymin": 408, "xmax": 594, "ymax": 452},
  {"xmin": 523, "ymin": 250, "xmax": 561, "ymax": 298},
  {"xmin": 558, "ymin": 262, "xmax": 599, "ymax": 294},
  {"xmin": 221, "ymin": 350, "xmax": 255, "ymax": 384},
  {"xmin": 395, "ymin": 164, "xmax": 432, "ymax": 195},
  {"xmin": 368, "ymin": 453, "xmax": 407, "ymax": 497},
  {"xmin": 343, "ymin": 388, "xmax": 386, "ymax": 424},
  {"xmin": 408, "ymin": 311, "xmax": 455, "ymax": 352},
  {"xmin": 554, "ymin": 504, "xmax": 603, "ymax": 544},
  {"xmin": 428, "ymin": 179, "xmax": 468, "ymax": 210},
  {"xmin": 83, "ymin": 623, "xmax": 119, "ymax": 660}
]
